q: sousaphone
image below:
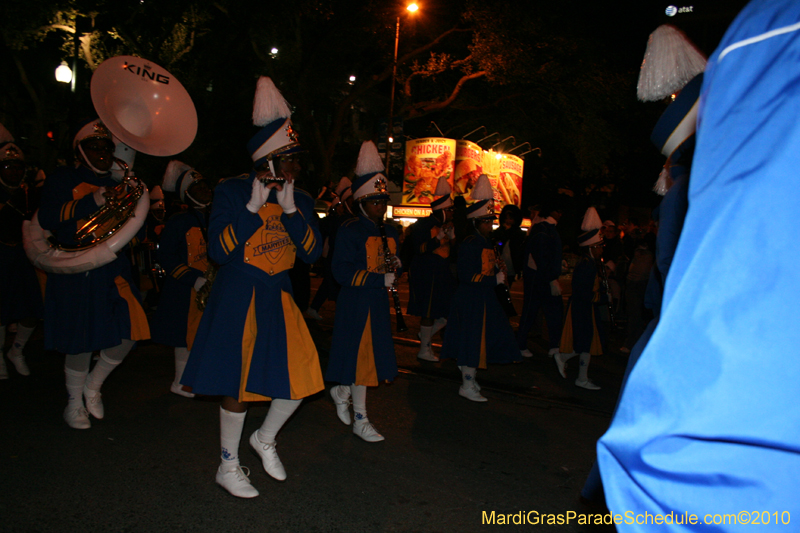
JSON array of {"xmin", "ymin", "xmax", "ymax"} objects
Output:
[{"xmin": 23, "ymin": 56, "xmax": 198, "ymax": 274}]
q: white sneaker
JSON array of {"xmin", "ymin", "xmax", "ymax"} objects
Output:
[
  {"xmin": 330, "ymin": 386, "xmax": 351, "ymax": 425},
  {"xmin": 575, "ymin": 379, "xmax": 601, "ymax": 390},
  {"xmin": 7, "ymin": 350, "xmax": 30, "ymax": 376},
  {"xmin": 458, "ymin": 384, "xmax": 488, "ymax": 403},
  {"xmin": 0, "ymin": 356, "xmax": 7, "ymax": 380},
  {"xmin": 305, "ymin": 308, "xmax": 323, "ymax": 321},
  {"xmin": 353, "ymin": 416, "xmax": 384, "ymax": 442},
  {"xmin": 249, "ymin": 431, "xmax": 286, "ymax": 481},
  {"xmin": 83, "ymin": 385, "xmax": 104, "ymax": 419},
  {"xmin": 520, "ymin": 349, "xmax": 534, "ymax": 358},
  {"xmin": 216, "ymin": 465, "xmax": 259, "ymax": 498},
  {"xmin": 554, "ymin": 353, "xmax": 567, "ymax": 379},
  {"xmin": 64, "ymin": 405, "xmax": 91, "ymax": 429},
  {"xmin": 170, "ymin": 382, "xmax": 196, "ymax": 398},
  {"xmin": 417, "ymin": 344, "xmax": 439, "ymax": 362}
]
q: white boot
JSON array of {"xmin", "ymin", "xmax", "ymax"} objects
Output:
[
  {"xmin": 6, "ymin": 324, "xmax": 35, "ymax": 376},
  {"xmin": 458, "ymin": 367, "xmax": 487, "ymax": 402},
  {"xmin": 431, "ymin": 317, "xmax": 447, "ymax": 337},
  {"xmin": 330, "ymin": 385, "xmax": 352, "ymax": 425},
  {"xmin": 574, "ymin": 352, "xmax": 600, "ymax": 390},
  {"xmin": 417, "ymin": 326, "xmax": 438, "ymax": 361},
  {"xmin": 171, "ymin": 347, "xmax": 195, "ymax": 398}
]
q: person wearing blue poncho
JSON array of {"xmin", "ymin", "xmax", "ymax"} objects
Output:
[{"xmin": 598, "ymin": 1, "xmax": 800, "ymax": 525}]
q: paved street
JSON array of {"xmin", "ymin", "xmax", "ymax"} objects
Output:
[{"xmin": 1, "ymin": 275, "xmax": 627, "ymax": 532}]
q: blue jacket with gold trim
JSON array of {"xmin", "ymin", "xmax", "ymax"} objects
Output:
[
  {"xmin": 37, "ymin": 165, "xmax": 149, "ymax": 353},
  {"xmin": 326, "ymin": 214, "xmax": 400, "ymax": 385},
  {"xmin": 182, "ymin": 173, "xmax": 324, "ymax": 401}
]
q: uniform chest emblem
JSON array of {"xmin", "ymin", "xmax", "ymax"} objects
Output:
[{"xmin": 254, "ymin": 214, "xmax": 291, "ymax": 264}]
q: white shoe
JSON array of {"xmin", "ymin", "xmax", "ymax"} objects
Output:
[
  {"xmin": 330, "ymin": 386, "xmax": 351, "ymax": 425},
  {"xmin": 170, "ymin": 382, "xmax": 196, "ymax": 398},
  {"xmin": 554, "ymin": 353, "xmax": 567, "ymax": 379},
  {"xmin": 64, "ymin": 405, "xmax": 91, "ymax": 429},
  {"xmin": 7, "ymin": 350, "xmax": 30, "ymax": 376},
  {"xmin": 520, "ymin": 349, "xmax": 534, "ymax": 358},
  {"xmin": 353, "ymin": 416, "xmax": 384, "ymax": 442},
  {"xmin": 305, "ymin": 308, "xmax": 323, "ymax": 321},
  {"xmin": 216, "ymin": 465, "xmax": 259, "ymax": 498},
  {"xmin": 249, "ymin": 431, "xmax": 286, "ymax": 481},
  {"xmin": 83, "ymin": 386, "xmax": 104, "ymax": 419},
  {"xmin": 0, "ymin": 356, "xmax": 7, "ymax": 380},
  {"xmin": 575, "ymin": 379, "xmax": 601, "ymax": 390},
  {"xmin": 458, "ymin": 384, "xmax": 488, "ymax": 403},
  {"xmin": 417, "ymin": 345, "xmax": 439, "ymax": 362}
]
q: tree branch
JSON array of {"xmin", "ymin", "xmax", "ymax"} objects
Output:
[{"xmin": 404, "ymin": 70, "xmax": 486, "ymax": 117}]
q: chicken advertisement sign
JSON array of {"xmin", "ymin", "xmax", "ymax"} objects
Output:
[
  {"xmin": 495, "ymin": 153, "xmax": 524, "ymax": 208},
  {"xmin": 453, "ymin": 140, "xmax": 484, "ymax": 199},
  {"xmin": 402, "ymin": 137, "xmax": 456, "ymax": 205}
]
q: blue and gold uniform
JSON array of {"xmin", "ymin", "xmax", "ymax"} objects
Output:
[
  {"xmin": 38, "ymin": 165, "xmax": 150, "ymax": 353},
  {"xmin": 150, "ymin": 210, "xmax": 207, "ymax": 350},
  {"xmin": 407, "ymin": 214, "xmax": 455, "ymax": 320},
  {"xmin": 441, "ymin": 231, "xmax": 520, "ymax": 368},
  {"xmin": 325, "ymin": 215, "xmax": 400, "ymax": 386},
  {"xmin": 181, "ymin": 172, "xmax": 324, "ymax": 401}
]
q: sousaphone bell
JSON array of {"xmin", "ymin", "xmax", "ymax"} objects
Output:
[{"xmin": 23, "ymin": 56, "xmax": 198, "ymax": 274}]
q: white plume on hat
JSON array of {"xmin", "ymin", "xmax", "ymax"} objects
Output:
[
  {"xmin": 470, "ymin": 174, "xmax": 493, "ymax": 201},
  {"xmin": 637, "ymin": 25, "xmax": 706, "ymax": 102},
  {"xmin": 434, "ymin": 176, "xmax": 451, "ymax": 196},
  {"xmin": 355, "ymin": 141, "xmax": 384, "ymax": 177},
  {"xmin": 162, "ymin": 160, "xmax": 192, "ymax": 192},
  {"xmin": 0, "ymin": 123, "xmax": 14, "ymax": 144},
  {"xmin": 252, "ymin": 77, "xmax": 292, "ymax": 127},
  {"xmin": 335, "ymin": 177, "xmax": 353, "ymax": 202},
  {"xmin": 581, "ymin": 207, "xmax": 603, "ymax": 232}
]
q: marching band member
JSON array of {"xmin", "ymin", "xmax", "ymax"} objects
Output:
[
  {"xmin": 38, "ymin": 119, "xmax": 150, "ymax": 428},
  {"xmin": 181, "ymin": 77, "xmax": 324, "ymax": 498},
  {"xmin": 440, "ymin": 175, "xmax": 520, "ymax": 402},
  {"xmin": 150, "ymin": 161, "xmax": 213, "ymax": 397},
  {"xmin": 0, "ymin": 123, "xmax": 43, "ymax": 379},
  {"xmin": 555, "ymin": 207, "xmax": 604, "ymax": 390},
  {"xmin": 326, "ymin": 141, "xmax": 400, "ymax": 442},
  {"xmin": 305, "ymin": 177, "xmax": 355, "ymax": 321},
  {"xmin": 407, "ymin": 176, "xmax": 456, "ymax": 362}
]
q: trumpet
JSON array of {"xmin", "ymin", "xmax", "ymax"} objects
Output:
[
  {"xmin": 378, "ymin": 222, "xmax": 408, "ymax": 333},
  {"xmin": 196, "ymin": 261, "xmax": 219, "ymax": 311}
]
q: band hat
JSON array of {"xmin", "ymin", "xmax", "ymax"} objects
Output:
[
  {"xmin": 352, "ymin": 141, "xmax": 389, "ymax": 201},
  {"xmin": 430, "ymin": 175, "xmax": 453, "ymax": 210},
  {"xmin": 162, "ymin": 160, "xmax": 199, "ymax": 203},
  {"xmin": 637, "ymin": 25, "xmax": 706, "ymax": 102},
  {"xmin": 466, "ymin": 174, "xmax": 495, "ymax": 219},
  {"xmin": 149, "ymin": 185, "xmax": 165, "ymax": 209},
  {"xmin": 73, "ymin": 119, "xmax": 113, "ymax": 150},
  {"xmin": 335, "ymin": 177, "xmax": 353, "ymax": 203},
  {"xmin": 578, "ymin": 207, "xmax": 604, "ymax": 247},
  {"xmin": 650, "ymin": 73, "xmax": 704, "ymax": 159},
  {"xmin": 0, "ymin": 123, "xmax": 23, "ymax": 161},
  {"xmin": 246, "ymin": 77, "xmax": 301, "ymax": 168}
]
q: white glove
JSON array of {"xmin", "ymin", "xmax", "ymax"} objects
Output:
[
  {"xmin": 384, "ymin": 273, "xmax": 396, "ymax": 287},
  {"xmin": 391, "ymin": 255, "xmax": 402, "ymax": 270},
  {"xmin": 496, "ymin": 271, "xmax": 506, "ymax": 285},
  {"xmin": 93, "ymin": 187, "xmax": 108, "ymax": 207},
  {"xmin": 276, "ymin": 180, "xmax": 297, "ymax": 214},
  {"xmin": 550, "ymin": 280, "xmax": 562, "ymax": 296},
  {"xmin": 194, "ymin": 276, "xmax": 207, "ymax": 291},
  {"xmin": 436, "ymin": 227, "xmax": 447, "ymax": 240},
  {"xmin": 446, "ymin": 225, "xmax": 455, "ymax": 240},
  {"xmin": 246, "ymin": 179, "xmax": 270, "ymax": 213}
]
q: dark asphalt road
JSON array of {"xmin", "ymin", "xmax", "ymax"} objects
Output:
[{"xmin": 1, "ymin": 276, "xmax": 626, "ymax": 532}]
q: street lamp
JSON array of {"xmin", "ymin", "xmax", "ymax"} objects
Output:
[
  {"xmin": 385, "ymin": 2, "xmax": 420, "ymax": 174},
  {"xmin": 55, "ymin": 61, "xmax": 73, "ymax": 84}
]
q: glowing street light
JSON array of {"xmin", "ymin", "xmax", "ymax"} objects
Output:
[
  {"xmin": 385, "ymin": 3, "xmax": 420, "ymax": 175},
  {"xmin": 270, "ymin": 47, "xmax": 279, "ymax": 57},
  {"xmin": 55, "ymin": 61, "xmax": 73, "ymax": 84}
]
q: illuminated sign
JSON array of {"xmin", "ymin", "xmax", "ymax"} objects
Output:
[
  {"xmin": 402, "ymin": 138, "xmax": 456, "ymax": 205},
  {"xmin": 392, "ymin": 206, "xmax": 432, "ymax": 218},
  {"xmin": 666, "ymin": 5, "xmax": 693, "ymax": 16}
]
